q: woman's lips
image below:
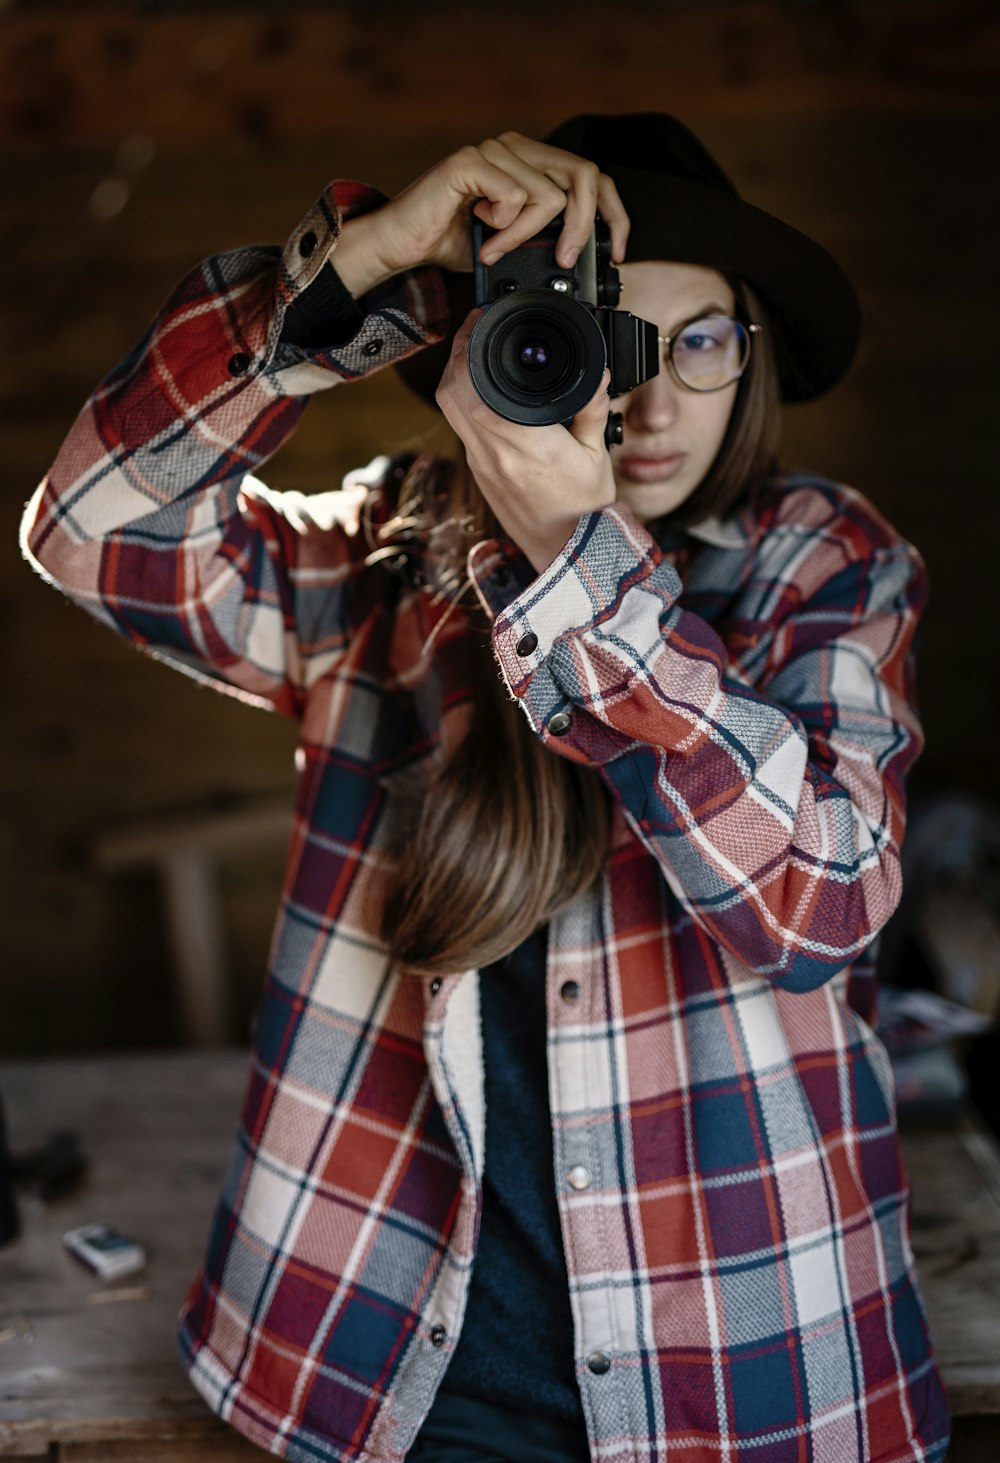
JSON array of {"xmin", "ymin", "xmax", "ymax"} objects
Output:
[{"xmin": 615, "ymin": 453, "xmax": 686, "ymax": 484}]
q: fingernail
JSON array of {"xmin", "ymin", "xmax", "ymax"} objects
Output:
[
  {"xmin": 482, "ymin": 250, "xmax": 499, "ymax": 266},
  {"xmin": 562, "ymin": 245, "xmax": 579, "ymax": 266}
]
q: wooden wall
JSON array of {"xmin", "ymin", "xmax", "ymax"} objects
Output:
[{"xmin": 3, "ymin": 0, "xmax": 998, "ymax": 1053}]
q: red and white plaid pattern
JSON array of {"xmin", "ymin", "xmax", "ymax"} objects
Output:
[{"xmin": 21, "ymin": 180, "xmax": 950, "ymax": 1462}]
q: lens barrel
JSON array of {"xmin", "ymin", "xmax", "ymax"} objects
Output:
[{"xmin": 467, "ymin": 290, "xmax": 608, "ymax": 427}]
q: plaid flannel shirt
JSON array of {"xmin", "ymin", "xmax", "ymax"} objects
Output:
[{"xmin": 22, "ymin": 179, "xmax": 951, "ymax": 1463}]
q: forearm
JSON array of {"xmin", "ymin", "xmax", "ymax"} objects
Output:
[{"xmin": 330, "ymin": 208, "xmax": 403, "ymax": 298}]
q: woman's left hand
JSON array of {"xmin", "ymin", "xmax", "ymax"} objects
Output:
[{"xmin": 435, "ymin": 310, "xmax": 618, "ymax": 574}]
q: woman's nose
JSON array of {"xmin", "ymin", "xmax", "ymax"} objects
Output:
[{"xmin": 622, "ymin": 368, "xmax": 681, "ymax": 433}]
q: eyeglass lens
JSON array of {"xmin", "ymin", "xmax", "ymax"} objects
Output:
[{"xmin": 666, "ymin": 317, "xmax": 750, "ymax": 392}]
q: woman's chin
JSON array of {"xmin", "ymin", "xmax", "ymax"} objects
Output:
[{"xmin": 613, "ymin": 472, "xmax": 697, "ymax": 522}]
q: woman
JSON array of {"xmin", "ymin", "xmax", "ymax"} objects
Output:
[{"xmin": 22, "ymin": 114, "xmax": 951, "ymax": 1462}]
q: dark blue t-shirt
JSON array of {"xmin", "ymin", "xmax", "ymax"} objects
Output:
[{"xmin": 416, "ymin": 925, "xmax": 589, "ymax": 1455}]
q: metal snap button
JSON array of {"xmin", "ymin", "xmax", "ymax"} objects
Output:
[
  {"xmin": 298, "ymin": 230, "xmax": 318, "ymax": 258},
  {"xmin": 560, "ymin": 980, "xmax": 581, "ymax": 1004},
  {"xmin": 587, "ymin": 1350, "xmax": 611, "ymax": 1374},
  {"xmin": 429, "ymin": 978, "xmax": 442, "ymax": 996},
  {"xmin": 548, "ymin": 710, "xmax": 572, "ymax": 736},
  {"xmin": 567, "ymin": 1165, "xmax": 591, "ymax": 1191},
  {"xmin": 227, "ymin": 352, "xmax": 252, "ymax": 377},
  {"xmin": 363, "ymin": 338, "xmax": 384, "ymax": 356},
  {"xmin": 516, "ymin": 632, "xmax": 538, "ymax": 657},
  {"xmin": 429, "ymin": 1325, "xmax": 446, "ymax": 1347}
]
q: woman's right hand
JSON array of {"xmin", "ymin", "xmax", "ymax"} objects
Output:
[{"xmin": 331, "ymin": 132, "xmax": 630, "ymax": 298}]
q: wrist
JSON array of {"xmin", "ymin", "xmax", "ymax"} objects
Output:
[
  {"xmin": 332, "ymin": 212, "xmax": 399, "ymax": 298},
  {"xmin": 510, "ymin": 516, "xmax": 583, "ymax": 576}
]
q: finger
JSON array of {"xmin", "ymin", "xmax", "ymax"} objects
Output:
[
  {"xmin": 435, "ymin": 309, "xmax": 486, "ymax": 413},
  {"xmin": 439, "ymin": 307, "xmax": 482, "ymax": 377},
  {"xmin": 567, "ymin": 368, "xmax": 612, "ymax": 452},
  {"xmin": 551, "ymin": 160, "xmax": 600, "ymax": 269},
  {"xmin": 478, "ymin": 196, "xmax": 573, "ymax": 265},
  {"xmin": 492, "ymin": 134, "xmax": 600, "ymax": 268},
  {"xmin": 495, "ymin": 134, "xmax": 630, "ymax": 266},
  {"xmin": 471, "ymin": 188, "xmax": 526, "ymax": 234},
  {"xmin": 449, "ymin": 305, "xmax": 484, "ymax": 357},
  {"xmin": 596, "ymin": 174, "xmax": 630, "ymax": 263},
  {"xmin": 474, "ymin": 137, "xmax": 568, "ymax": 263},
  {"xmin": 445, "ymin": 145, "xmax": 529, "ymax": 233}
]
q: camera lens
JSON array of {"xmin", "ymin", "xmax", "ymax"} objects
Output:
[
  {"xmin": 499, "ymin": 318, "xmax": 574, "ymax": 396},
  {"xmin": 518, "ymin": 339, "xmax": 551, "ymax": 371},
  {"xmin": 467, "ymin": 290, "xmax": 607, "ymax": 427}
]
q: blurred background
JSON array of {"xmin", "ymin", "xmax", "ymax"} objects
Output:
[{"xmin": 3, "ymin": 0, "xmax": 999, "ymax": 1123}]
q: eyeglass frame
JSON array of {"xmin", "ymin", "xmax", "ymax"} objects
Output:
[{"xmin": 656, "ymin": 314, "xmax": 763, "ymax": 394}]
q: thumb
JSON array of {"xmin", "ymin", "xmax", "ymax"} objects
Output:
[{"xmin": 568, "ymin": 368, "xmax": 612, "ymax": 453}]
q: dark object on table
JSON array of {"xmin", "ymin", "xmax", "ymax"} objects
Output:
[
  {"xmin": 11, "ymin": 1129, "xmax": 88, "ymax": 1202},
  {"xmin": 1, "ymin": 1089, "xmax": 21, "ymax": 1245}
]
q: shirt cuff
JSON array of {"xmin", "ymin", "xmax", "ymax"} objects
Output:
[
  {"xmin": 280, "ymin": 262, "xmax": 366, "ymax": 350},
  {"xmin": 486, "ymin": 504, "xmax": 683, "ymax": 754},
  {"xmin": 269, "ymin": 179, "xmax": 450, "ymax": 388}
]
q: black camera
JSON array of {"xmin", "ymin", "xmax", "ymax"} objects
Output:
[{"xmin": 468, "ymin": 217, "xmax": 659, "ymax": 444}]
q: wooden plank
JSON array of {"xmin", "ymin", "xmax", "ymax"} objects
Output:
[
  {"xmin": 58, "ymin": 1437, "xmax": 267, "ymax": 1461},
  {"xmin": 92, "ymin": 800, "xmax": 293, "ymax": 868},
  {"xmin": 0, "ymin": 1052, "xmax": 249, "ymax": 1445},
  {"xmin": 160, "ymin": 849, "xmax": 230, "ymax": 1046},
  {"xmin": 0, "ymin": 1435, "xmax": 48, "ymax": 1459},
  {"xmin": 90, "ymin": 800, "xmax": 295, "ymax": 1046},
  {"xmin": 902, "ymin": 1115, "xmax": 1000, "ymax": 1414}
]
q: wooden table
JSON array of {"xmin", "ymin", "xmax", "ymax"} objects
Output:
[
  {"xmin": 0, "ymin": 1052, "xmax": 264, "ymax": 1460},
  {"xmin": 1, "ymin": 1051, "xmax": 999, "ymax": 1460}
]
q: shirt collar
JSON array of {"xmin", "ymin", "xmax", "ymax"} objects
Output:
[{"xmin": 683, "ymin": 513, "xmax": 748, "ymax": 550}]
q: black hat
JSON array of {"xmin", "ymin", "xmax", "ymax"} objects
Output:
[{"xmin": 396, "ymin": 112, "xmax": 861, "ymax": 406}]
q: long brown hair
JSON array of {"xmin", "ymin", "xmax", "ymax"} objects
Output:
[
  {"xmin": 383, "ymin": 280, "xmax": 781, "ymax": 977},
  {"xmin": 654, "ymin": 279, "xmax": 781, "ymax": 529}
]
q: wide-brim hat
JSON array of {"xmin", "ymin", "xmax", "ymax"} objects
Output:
[{"xmin": 396, "ymin": 112, "xmax": 861, "ymax": 406}]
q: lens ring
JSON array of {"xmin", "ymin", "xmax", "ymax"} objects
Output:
[{"xmin": 467, "ymin": 290, "xmax": 608, "ymax": 425}]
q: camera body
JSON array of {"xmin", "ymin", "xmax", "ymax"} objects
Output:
[{"xmin": 468, "ymin": 216, "xmax": 659, "ymax": 440}]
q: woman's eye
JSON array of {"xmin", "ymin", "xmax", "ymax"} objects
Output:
[{"xmin": 678, "ymin": 330, "xmax": 720, "ymax": 353}]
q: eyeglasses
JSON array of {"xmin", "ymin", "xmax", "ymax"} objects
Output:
[{"xmin": 657, "ymin": 315, "xmax": 761, "ymax": 393}]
